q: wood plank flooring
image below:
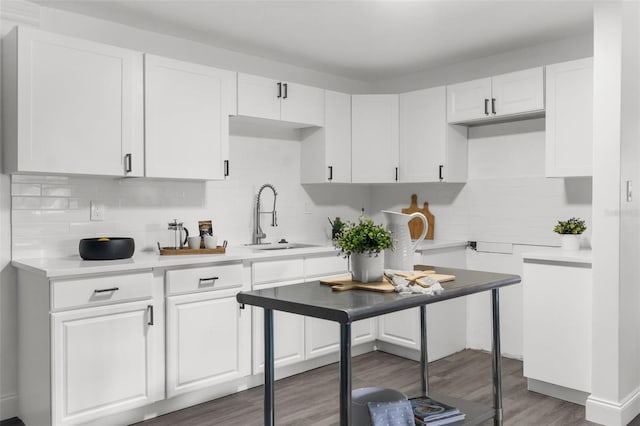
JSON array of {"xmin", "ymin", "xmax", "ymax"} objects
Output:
[{"xmin": 133, "ymin": 349, "xmax": 602, "ymax": 426}]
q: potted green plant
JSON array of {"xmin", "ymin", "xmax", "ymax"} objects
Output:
[
  {"xmin": 553, "ymin": 217, "xmax": 586, "ymax": 250},
  {"xmin": 334, "ymin": 216, "xmax": 393, "ymax": 282},
  {"xmin": 328, "ymin": 216, "xmax": 345, "ymax": 240}
]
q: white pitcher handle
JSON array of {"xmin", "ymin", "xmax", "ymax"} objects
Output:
[{"xmin": 408, "ymin": 212, "xmax": 428, "ymax": 252}]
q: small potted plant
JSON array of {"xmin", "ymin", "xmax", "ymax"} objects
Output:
[
  {"xmin": 334, "ymin": 216, "xmax": 393, "ymax": 282},
  {"xmin": 553, "ymin": 217, "xmax": 587, "ymax": 250},
  {"xmin": 328, "ymin": 216, "xmax": 345, "ymax": 240}
]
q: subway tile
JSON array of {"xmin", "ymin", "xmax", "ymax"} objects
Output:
[
  {"xmin": 42, "ymin": 185, "xmax": 72, "ymax": 197},
  {"xmin": 12, "ymin": 183, "xmax": 41, "ymax": 196},
  {"xmin": 41, "ymin": 198, "xmax": 69, "ymax": 210},
  {"xmin": 12, "ymin": 197, "xmax": 41, "ymax": 210}
]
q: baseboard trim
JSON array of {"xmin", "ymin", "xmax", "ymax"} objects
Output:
[
  {"xmin": 0, "ymin": 394, "xmax": 19, "ymax": 422},
  {"xmin": 586, "ymin": 386, "xmax": 640, "ymax": 426},
  {"xmin": 527, "ymin": 378, "xmax": 589, "ymax": 406}
]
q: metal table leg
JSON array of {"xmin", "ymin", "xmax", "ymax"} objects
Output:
[
  {"xmin": 339, "ymin": 322, "xmax": 352, "ymax": 426},
  {"xmin": 491, "ymin": 289, "xmax": 503, "ymax": 426},
  {"xmin": 420, "ymin": 305, "xmax": 429, "ymax": 397},
  {"xmin": 264, "ymin": 308, "xmax": 275, "ymax": 426}
]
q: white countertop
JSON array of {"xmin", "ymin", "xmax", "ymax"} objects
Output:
[
  {"xmin": 414, "ymin": 240, "xmax": 468, "ymax": 251},
  {"xmin": 12, "ymin": 240, "xmax": 466, "ymax": 279},
  {"xmin": 522, "ymin": 248, "xmax": 592, "ymax": 265}
]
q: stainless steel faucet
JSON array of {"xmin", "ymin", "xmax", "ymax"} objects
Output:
[{"xmin": 253, "ymin": 183, "xmax": 278, "ymax": 244}]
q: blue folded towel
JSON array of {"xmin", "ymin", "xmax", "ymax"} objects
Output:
[{"xmin": 367, "ymin": 399, "xmax": 416, "ymax": 426}]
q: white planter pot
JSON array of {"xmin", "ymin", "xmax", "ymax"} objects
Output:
[
  {"xmin": 351, "ymin": 253, "xmax": 384, "ymax": 283},
  {"xmin": 561, "ymin": 234, "xmax": 581, "ymax": 251}
]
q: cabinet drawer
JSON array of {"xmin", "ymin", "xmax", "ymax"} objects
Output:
[
  {"xmin": 52, "ymin": 272, "xmax": 153, "ymax": 310},
  {"xmin": 252, "ymin": 258, "xmax": 304, "ymax": 285},
  {"xmin": 166, "ymin": 263, "xmax": 243, "ymax": 295},
  {"xmin": 305, "ymin": 254, "xmax": 348, "ymax": 280}
]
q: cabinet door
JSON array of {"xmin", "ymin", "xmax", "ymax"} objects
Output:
[
  {"xmin": 523, "ymin": 261, "xmax": 592, "ymax": 393},
  {"xmin": 492, "ymin": 67, "xmax": 544, "ymax": 117},
  {"xmin": 399, "ymin": 87, "xmax": 447, "ymax": 182},
  {"xmin": 301, "ymin": 90, "xmax": 351, "ymax": 183},
  {"xmin": 304, "ymin": 318, "xmax": 376, "ymax": 359},
  {"xmin": 166, "ymin": 293, "xmax": 250, "ymax": 398},
  {"xmin": 145, "ymin": 55, "xmax": 235, "ymax": 180},
  {"xmin": 446, "ymin": 78, "xmax": 491, "ymax": 123},
  {"xmin": 5, "ymin": 26, "xmax": 143, "ymax": 177},
  {"xmin": 253, "ymin": 307, "xmax": 305, "ymax": 372},
  {"xmin": 352, "ymin": 95, "xmax": 400, "ymax": 183},
  {"xmin": 378, "ymin": 307, "xmax": 420, "ymax": 350},
  {"xmin": 280, "ymin": 82, "xmax": 324, "ymax": 127},
  {"xmin": 236, "ymin": 73, "xmax": 281, "ymax": 121},
  {"xmin": 52, "ymin": 301, "xmax": 160, "ymax": 425},
  {"xmin": 545, "ymin": 58, "xmax": 593, "ymax": 177}
]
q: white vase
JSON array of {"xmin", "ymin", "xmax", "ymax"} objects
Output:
[
  {"xmin": 561, "ymin": 234, "xmax": 581, "ymax": 251},
  {"xmin": 351, "ymin": 252, "xmax": 384, "ymax": 283}
]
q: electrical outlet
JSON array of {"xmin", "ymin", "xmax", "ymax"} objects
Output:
[{"xmin": 90, "ymin": 201, "xmax": 105, "ymax": 221}]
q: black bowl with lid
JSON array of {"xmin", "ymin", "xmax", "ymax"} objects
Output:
[{"xmin": 79, "ymin": 237, "xmax": 135, "ymax": 260}]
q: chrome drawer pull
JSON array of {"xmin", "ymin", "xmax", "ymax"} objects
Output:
[
  {"xmin": 147, "ymin": 304, "xmax": 154, "ymax": 326},
  {"xmin": 199, "ymin": 277, "xmax": 219, "ymax": 285},
  {"xmin": 94, "ymin": 287, "xmax": 119, "ymax": 293}
]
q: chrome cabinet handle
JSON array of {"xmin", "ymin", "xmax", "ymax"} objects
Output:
[
  {"xmin": 491, "ymin": 98, "xmax": 496, "ymax": 115},
  {"xmin": 94, "ymin": 287, "xmax": 119, "ymax": 293},
  {"xmin": 199, "ymin": 276, "xmax": 219, "ymax": 285},
  {"xmin": 277, "ymin": 82, "xmax": 282, "ymax": 98},
  {"xmin": 283, "ymin": 83, "xmax": 288, "ymax": 99},
  {"xmin": 328, "ymin": 166, "xmax": 333, "ymax": 181},
  {"xmin": 439, "ymin": 165, "xmax": 444, "ymax": 181},
  {"xmin": 484, "ymin": 98, "xmax": 489, "ymax": 115},
  {"xmin": 224, "ymin": 159, "xmax": 230, "ymax": 177}
]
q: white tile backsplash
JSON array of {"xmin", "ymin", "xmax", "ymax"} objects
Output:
[{"xmin": 10, "ymin": 132, "xmax": 367, "ymax": 259}]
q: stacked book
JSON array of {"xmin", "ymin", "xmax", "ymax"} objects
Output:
[{"xmin": 409, "ymin": 396, "xmax": 466, "ymax": 425}]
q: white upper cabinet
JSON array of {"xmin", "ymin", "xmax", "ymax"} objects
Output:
[
  {"xmin": 351, "ymin": 94, "xmax": 400, "ymax": 183},
  {"xmin": 2, "ymin": 26, "xmax": 144, "ymax": 177},
  {"xmin": 445, "ymin": 78, "xmax": 492, "ymax": 124},
  {"xmin": 144, "ymin": 54, "xmax": 236, "ymax": 180},
  {"xmin": 301, "ymin": 90, "xmax": 351, "ymax": 183},
  {"xmin": 545, "ymin": 58, "xmax": 593, "ymax": 177},
  {"xmin": 237, "ymin": 73, "xmax": 324, "ymax": 127},
  {"xmin": 447, "ymin": 67, "xmax": 544, "ymax": 124},
  {"xmin": 399, "ymin": 86, "xmax": 467, "ymax": 183}
]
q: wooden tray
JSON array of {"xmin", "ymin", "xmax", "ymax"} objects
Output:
[{"xmin": 159, "ymin": 246, "xmax": 225, "ymax": 255}]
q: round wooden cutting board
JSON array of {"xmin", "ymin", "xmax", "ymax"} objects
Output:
[{"xmin": 401, "ymin": 194, "xmax": 435, "ymax": 240}]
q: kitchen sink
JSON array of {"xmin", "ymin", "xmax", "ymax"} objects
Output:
[{"xmin": 248, "ymin": 242, "xmax": 320, "ymax": 251}]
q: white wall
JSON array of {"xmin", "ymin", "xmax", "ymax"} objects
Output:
[{"xmin": 587, "ymin": 3, "xmax": 640, "ymax": 425}]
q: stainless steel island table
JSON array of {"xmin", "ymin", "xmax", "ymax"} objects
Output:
[{"xmin": 236, "ymin": 265, "xmax": 521, "ymax": 426}]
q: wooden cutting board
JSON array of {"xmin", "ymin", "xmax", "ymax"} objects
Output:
[
  {"xmin": 320, "ymin": 276, "xmax": 396, "ymax": 292},
  {"xmin": 402, "ymin": 194, "xmax": 435, "ymax": 240},
  {"xmin": 320, "ymin": 273, "xmax": 456, "ymax": 292}
]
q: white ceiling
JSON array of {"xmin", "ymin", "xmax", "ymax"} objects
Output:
[{"xmin": 28, "ymin": 0, "xmax": 595, "ymax": 81}]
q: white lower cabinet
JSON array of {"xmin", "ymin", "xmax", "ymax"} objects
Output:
[
  {"xmin": 252, "ymin": 307, "xmax": 306, "ymax": 372},
  {"xmin": 166, "ymin": 291, "xmax": 250, "ymax": 397},
  {"xmin": 18, "ymin": 269, "xmax": 162, "ymax": 426},
  {"xmin": 52, "ymin": 300, "xmax": 161, "ymax": 425},
  {"xmin": 165, "ymin": 262, "xmax": 250, "ymax": 397},
  {"xmin": 377, "ymin": 246, "xmax": 468, "ymax": 361},
  {"xmin": 523, "ymin": 256, "xmax": 592, "ymax": 403}
]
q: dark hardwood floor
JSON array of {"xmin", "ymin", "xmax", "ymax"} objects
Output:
[{"xmin": 133, "ymin": 349, "xmax": 601, "ymax": 426}]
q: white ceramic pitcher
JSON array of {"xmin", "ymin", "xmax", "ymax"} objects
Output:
[{"xmin": 382, "ymin": 210, "xmax": 428, "ymax": 271}]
